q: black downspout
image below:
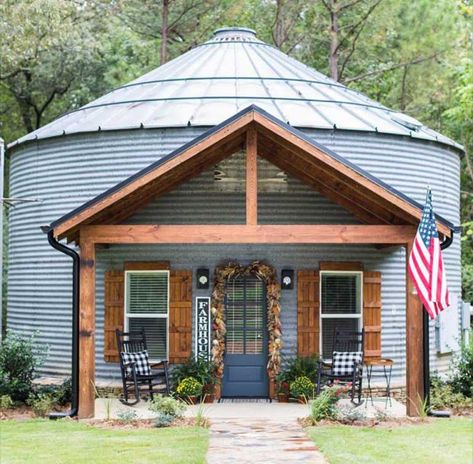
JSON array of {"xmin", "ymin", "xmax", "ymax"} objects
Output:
[
  {"xmin": 41, "ymin": 227, "xmax": 79, "ymax": 418},
  {"xmin": 424, "ymin": 231, "xmax": 454, "ymax": 417}
]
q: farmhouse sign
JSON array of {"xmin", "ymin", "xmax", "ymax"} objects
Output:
[{"xmin": 195, "ymin": 297, "xmax": 211, "ymax": 361}]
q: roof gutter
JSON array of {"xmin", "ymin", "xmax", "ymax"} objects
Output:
[
  {"xmin": 424, "ymin": 227, "xmax": 456, "ymax": 418},
  {"xmin": 41, "ymin": 226, "xmax": 79, "ymax": 418}
]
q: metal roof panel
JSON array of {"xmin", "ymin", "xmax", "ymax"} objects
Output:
[{"xmin": 10, "ymin": 28, "xmax": 462, "ymax": 151}]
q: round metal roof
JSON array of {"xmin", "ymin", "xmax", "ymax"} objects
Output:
[{"xmin": 10, "ymin": 27, "xmax": 461, "ymax": 150}]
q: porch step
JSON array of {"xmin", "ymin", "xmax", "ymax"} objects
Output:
[{"xmin": 219, "ymin": 398, "xmax": 271, "ymax": 403}]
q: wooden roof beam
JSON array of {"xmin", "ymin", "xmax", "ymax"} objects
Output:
[
  {"xmin": 80, "ymin": 224, "xmax": 417, "ymax": 245},
  {"xmin": 254, "ymin": 116, "xmax": 451, "ymax": 237},
  {"xmin": 258, "ymin": 138, "xmax": 395, "ymax": 225}
]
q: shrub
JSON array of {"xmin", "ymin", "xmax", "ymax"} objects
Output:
[
  {"xmin": 431, "ymin": 375, "xmax": 473, "ymax": 410},
  {"xmin": 279, "ymin": 355, "xmax": 319, "ymax": 385},
  {"xmin": 171, "ymin": 357, "xmax": 215, "ymax": 390},
  {"xmin": 450, "ymin": 337, "xmax": 473, "ymax": 398},
  {"xmin": 27, "ymin": 393, "xmax": 55, "ymax": 417},
  {"xmin": 176, "ymin": 377, "xmax": 203, "ymax": 397},
  {"xmin": 309, "ymin": 389, "xmax": 338, "ymax": 422},
  {"xmin": 0, "ymin": 394, "xmax": 14, "ymax": 410},
  {"xmin": 117, "ymin": 409, "xmax": 138, "ymax": 422},
  {"xmin": 154, "ymin": 413, "xmax": 175, "ymax": 428},
  {"xmin": 149, "ymin": 394, "xmax": 186, "ymax": 418},
  {"xmin": 55, "ymin": 377, "xmax": 72, "ymax": 405},
  {"xmin": 0, "ymin": 332, "xmax": 47, "ymax": 402},
  {"xmin": 290, "ymin": 376, "xmax": 314, "ymax": 398}
]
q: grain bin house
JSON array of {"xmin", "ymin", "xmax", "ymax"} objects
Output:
[{"xmin": 7, "ymin": 28, "xmax": 462, "ymax": 418}]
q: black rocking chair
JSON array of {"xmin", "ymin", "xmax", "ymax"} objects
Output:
[
  {"xmin": 316, "ymin": 329, "xmax": 365, "ymax": 405},
  {"xmin": 116, "ymin": 329, "xmax": 170, "ymax": 405}
]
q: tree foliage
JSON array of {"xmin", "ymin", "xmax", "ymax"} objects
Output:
[{"xmin": 0, "ymin": 0, "xmax": 471, "ymax": 298}]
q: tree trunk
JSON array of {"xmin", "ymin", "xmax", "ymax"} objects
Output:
[
  {"xmin": 17, "ymin": 101, "xmax": 34, "ymax": 133},
  {"xmin": 273, "ymin": 0, "xmax": 285, "ymax": 49},
  {"xmin": 160, "ymin": 0, "xmax": 169, "ymax": 65},
  {"xmin": 329, "ymin": 0, "xmax": 339, "ymax": 82},
  {"xmin": 400, "ymin": 65, "xmax": 409, "ymax": 111}
]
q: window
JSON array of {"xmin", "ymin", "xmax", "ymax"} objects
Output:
[
  {"xmin": 225, "ymin": 276, "xmax": 266, "ymax": 355},
  {"xmin": 320, "ymin": 271, "xmax": 362, "ymax": 359},
  {"xmin": 125, "ymin": 270, "xmax": 169, "ymax": 360}
]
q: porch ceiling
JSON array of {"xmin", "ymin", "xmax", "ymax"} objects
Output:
[{"xmin": 50, "ymin": 105, "xmax": 454, "ymax": 242}]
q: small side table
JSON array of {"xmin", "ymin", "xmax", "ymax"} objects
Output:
[{"xmin": 364, "ymin": 358, "xmax": 394, "ymax": 408}]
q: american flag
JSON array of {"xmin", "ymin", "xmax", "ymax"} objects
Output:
[{"xmin": 408, "ymin": 188, "xmax": 450, "ymax": 319}]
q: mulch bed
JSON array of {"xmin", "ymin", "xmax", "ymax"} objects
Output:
[
  {"xmin": 299, "ymin": 414, "xmax": 473, "ymax": 428},
  {"xmin": 1, "ymin": 407, "xmax": 203, "ymax": 430},
  {"xmin": 299, "ymin": 416, "xmax": 425, "ymax": 428},
  {"xmin": 86, "ymin": 417, "xmax": 199, "ymax": 430},
  {"xmin": 0, "ymin": 404, "xmax": 72, "ymax": 421},
  {"xmin": 0, "ymin": 405, "xmax": 36, "ymax": 420}
]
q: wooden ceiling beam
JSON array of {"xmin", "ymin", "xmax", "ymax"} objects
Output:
[
  {"xmin": 257, "ymin": 126, "xmax": 406, "ymax": 222},
  {"xmin": 246, "ymin": 127, "xmax": 258, "ymax": 225},
  {"xmin": 81, "ymin": 224, "xmax": 416, "ymax": 245},
  {"xmin": 58, "ymin": 133, "xmax": 246, "ymax": 240},
  {"xmin": 258, "ymin": 138, "xmax": 394, "ymax": 225},
  {"xmin": 254, "ymin": 116, "xmax": 451, "ymax": 237},
  {"xmin": 54, "ymin": 112, "xmax": 254, "ymax": 240},
  {"xmin": 98, "ymin": 135, "xmax": 245, "ymax": 227}
]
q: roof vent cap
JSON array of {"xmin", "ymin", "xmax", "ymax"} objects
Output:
[
  {"xmin": 211, "ymin": 27, "xmax": 259, "ymax": 42},
  {"xmin": 391, "ymin": 112, "xmax": 423, "ymax": 131}
]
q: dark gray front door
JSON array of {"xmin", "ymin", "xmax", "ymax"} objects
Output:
[{"xmin": 222, "ymin": 275, "xmax": 268, "ymax": 397}]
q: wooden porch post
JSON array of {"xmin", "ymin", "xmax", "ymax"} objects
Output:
[
  {"xmin": 405, "ymin": 240, "xmax": 424, "ymax": 416},
  {"xmin": 78, "ymin": 237, "xmax": 96, "ymax": 418}
]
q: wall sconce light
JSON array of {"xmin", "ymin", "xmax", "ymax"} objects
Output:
[
  {"xmin": 281, "ymin": 269, "xmax": 294, "ymax": 290},
  {"xmin": 196, "ymin": 268, "xmax": 210, "ymax": 289}
]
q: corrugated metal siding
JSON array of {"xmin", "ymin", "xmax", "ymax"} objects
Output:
[
  {"xmin": 124, "ymin": 160, "xmax": 360, "ymax": 225},
  {"xmin": 7, "ymin": 128, "xmax": 461, "ymax": 381}
]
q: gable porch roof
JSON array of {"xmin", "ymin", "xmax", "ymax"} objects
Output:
[{"xmin": 49, "ymin": 105, "xmax": 454, "ymax": 242}]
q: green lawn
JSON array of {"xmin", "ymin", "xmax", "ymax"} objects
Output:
[
  {"xmin": 307, "ymin": 418, "xmax": 473, "ymax": 464},
  {"xmin": 0, "ymin": 420, "xmax": 209, "ymax": 464}
]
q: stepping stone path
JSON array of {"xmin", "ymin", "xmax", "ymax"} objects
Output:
[{"xmin": 206, "ymin": 417, "xmax": 327, "ymax": 464}]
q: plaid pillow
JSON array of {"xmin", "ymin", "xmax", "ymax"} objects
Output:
[
  {"xmin": 332, "ymin": 351, "xmax": 363, "ymax": 376},
  {"xmin": 121, "ymin": 350, "xmax": 151, "ymax": 376}
]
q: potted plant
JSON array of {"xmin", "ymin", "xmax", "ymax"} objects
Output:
[
  {"xmin": 176, "ymin": 377, "xmax": 203, "ymax": 404},
  {"xmin": 290, "ymin": 376, "xmax": 314, "ymax": 404},
  {"xmin": 202, "ymin": 381, "xmax": 216, "ymax": 403},
  {"xmin": 171, "ymin": 357, "xmax": 217, "ymax": 402},
  {"xmin": 276, "ymin": 372, "xmax": 290, "ymax": 402}
]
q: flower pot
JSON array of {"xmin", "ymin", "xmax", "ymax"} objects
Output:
[
  {"xmin": 203, "ymin": 394, "xmax": 215, "ymax": 404},
  {"xmin": 187, "ymin": 395, "xmax": 199, "ymax": 405},
  {"xmin": 277, "ymin": 393, "xmax": 289, "ymax": 403},
  {"xmin": 203, "ymin": 383, "xmax": 215, "ymax": 394},
  {"xmin": 298, "ymin": 395, "xmax": 308, "ymax": 404}
]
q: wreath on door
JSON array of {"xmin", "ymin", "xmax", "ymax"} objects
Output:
[{"xmin": 211, "ymin": 261, "xmax": 282, "ymax": 381}]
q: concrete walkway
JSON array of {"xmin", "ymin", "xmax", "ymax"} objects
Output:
[{"xmin": 94, "ymin": 397, "xmax": 406, "ymax": 420}]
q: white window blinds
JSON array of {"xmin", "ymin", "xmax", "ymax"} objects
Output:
[{"xmin": 125, "ymin": 271, "xmax": 169, "ymax": 360}]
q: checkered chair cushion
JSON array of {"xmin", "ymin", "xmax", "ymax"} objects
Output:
[
  {"xmin": 332, "ymin": 351, "xmax": 363, "ymax": 376},
  {"xmin": 120, "ymin": 350, "xmax": 151, "ymax": 376}
]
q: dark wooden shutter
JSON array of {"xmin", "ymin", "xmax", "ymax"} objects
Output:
[
  {"xmin": 104, "ymin": 270, "xmax": 124, "ymax": 362},
  {"xmin": 169, "ymin": 270, "xmax": 193, "ymax": 363},
  {"xmin": 297, "ymin": 270, "xmax": 320, "ymax": 357},
  {"xmin": 363, "ymin": 271, "xmax": 382, "ymax": 360}
]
